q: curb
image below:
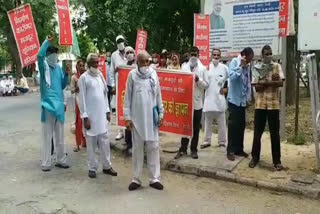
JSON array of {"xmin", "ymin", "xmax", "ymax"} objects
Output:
[
  {"xmin": 29, "ymin": 88, "xmax": 40, "ymax": 93},
  {"xmin": 110, "ymin": 141, "xmax": 320, "ymax": 200}
]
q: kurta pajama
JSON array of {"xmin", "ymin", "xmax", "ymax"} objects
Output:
[
  {"xmin": 124, "ymin": 68, "xmax": 164, "ymax": 184},
  {"xmin": 203, "ymin": 63, "xmax": 228, "ymax": 146},
  {"xmin": 78, "ymin": 71, "xmax": 112, "ymax": 172},
  {"xmin": 37, "ymin": 40, "xmax": 68, "ymax": 168}
]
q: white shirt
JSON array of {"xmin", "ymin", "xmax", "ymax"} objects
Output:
[
  {"xmin": 78, "ymin": 72, "xmax": 110, "ymax": 136},
  {"xmin": 203, "ymin": 62, "xmax": 229, "ymax": 112},
  {"xmin": 181, "ymin": 60, "xmax": 209, "ymax": 110},
  {"xmin": 110, "ymin": 50, "xmax": 127, "ymax": 87},
  {"xmin": 106, "ymin": 63, "xmax": 112, "ymax": 86},
  {"xmin": 124, "ymin": 68, "xmax": 164, "ymax": 141}
]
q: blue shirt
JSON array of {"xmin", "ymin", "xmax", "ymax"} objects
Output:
[
  {"xmin": 37, "ymin": 40, "xmax": 68, "ymax": 123},
  {"xmin": 227, "ymin": 56, "xmax": 251, "ymax": 107}
]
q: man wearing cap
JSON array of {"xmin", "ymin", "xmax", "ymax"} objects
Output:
[
  {"xmin": 37, "ymin": 35, "xmax": 70, "ymax": 172},
  {"xmin": 110, "ymin": 35, "xmax": 128, "ymax": 140}
]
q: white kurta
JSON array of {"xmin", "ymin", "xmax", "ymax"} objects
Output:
[
  {"xmin": 181, "ymin": 60, "xmax": 209, "ymax": 110},
  {"xmin": 124, "ymin": 69, "xmax": 164, "ymax": 142},
  {"xmin": 110, "ymin": 50, "xmax": 127, "ymax": 87},
  {"xmin": 78, "ymin": 72, "xmax": 110, "ymax": 136},
  {"xmin": 203, "ymin": 62, "xmax": 229, "ymax": 112}
]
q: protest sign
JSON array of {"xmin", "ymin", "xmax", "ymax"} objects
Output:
[
  {"xmin": 7, "ymin": 4, "xmax": 40, "ymax": 68},
  {"xmin": 117, "ymin": 67, "xmax": 194, "ymax": 137},
  {"xmin": 56, "ymin": 0, "xmax": 73, "ymax": 46},
  {"xmin": 135, "ymin": 30, "xmax": 148, "ymax": 55},
  {"xmin": 279, "ymin": 0, "xmax": 289, "ymax": 37},
  {"xmin": 98, "ymin": 56, "xmax": 107, "ymax": 80},
  {"xmin": 194, "ymin": 14, "xmax": 210, "ymax": 68}
]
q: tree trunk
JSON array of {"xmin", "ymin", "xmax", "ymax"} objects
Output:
[
  {"xmin": 6, "ymin": 26, "xmax": 22, "ymax": 78},
  {"xmin": 286, "ymin": 35, "xmax": 297, "ymax": 105}
]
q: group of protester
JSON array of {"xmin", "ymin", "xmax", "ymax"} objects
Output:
[
  {"xmin": 37, "ymin": 33, "xmax": 285, "ymax": 192},
  {"xmin": 0, "ymin": 74, "xmax": 29, "ymax": 96}
]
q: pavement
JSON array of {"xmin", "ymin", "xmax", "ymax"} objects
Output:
[{"xmin": 1, "ymin": 90, "xmax": 320, "ymax": 213}]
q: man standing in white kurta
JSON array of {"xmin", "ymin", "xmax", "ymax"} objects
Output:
[
  {"xmin": 78, "ymin": 53, "xmax": 118, "ymax": 179},
  {"xmin": 201, "ymin": 49, "xmax": 228, "ymax": 149},
  {"xmin": 124, "ymin": 51, "xmax": 164, "ymax": 191}
]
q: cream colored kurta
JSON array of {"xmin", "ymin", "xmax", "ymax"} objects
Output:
[
  {"xmin": 124, "ymin": 68, "xmax": 164, "ymax": 142},
  {"xmin": 78, "ymin": 71, "xmax": 110, "ymax": 136}
]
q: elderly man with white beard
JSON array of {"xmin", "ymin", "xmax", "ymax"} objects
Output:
[
  {"xmin": 124, "ymin": 51, "xmax": 164, "ymax": 191},
  {"xmin": 78, "ymin": 53, "xmax": 118, "ymax": 179}
]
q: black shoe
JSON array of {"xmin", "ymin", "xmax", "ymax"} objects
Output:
[
  {"xmin": 149, "ymin": 182, "xmax": 164, "ymax": 190},
  {"xmin": 191, "ymin": 151, "xmax": 198, "ymax": 159},
  {"xmin": 249, "ymin": 159, "xmax": 259, "ymax": 168},
  {"xmin": 103, "ymin": 167, "xmax": 118, "ymax": 176},
  {"xmin": 174, "ymin": 151, "xmax": 187, "ymax": 159},
  {"xmin": 200, "ymin": 144, "xmax": 211, "ymax": 149},
  {"xmin": 236, "ymin": 151, "xmax": 249, "ymax": 158},
  {"xmin": 41, "ymin": 168, "xmax": 51, "ymax": 172},
  {"xmin": 55, "ymin": 163, "xmax": 70, "ymax": 169},
  {"xmin": 227, "ymin": 153, "xmax": 235, "ymax": 161},
  {"xmin": 88, "ymin": 170, "xmax": 96, "ymax": 178},
  {"xmin": 128, "ymin": 182, "xmax": 141, "ymax": 191}
]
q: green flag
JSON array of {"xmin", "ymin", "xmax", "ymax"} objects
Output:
[{"xmin": 71, "ymin": 28, "xmax": 80, "ymax": 57}]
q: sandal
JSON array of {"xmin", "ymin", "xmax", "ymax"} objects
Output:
[
  {"xmin": 73, "ymin": 147, "xmax": 80, "ymax": 152},
  {"xmin": 274, "ymin": 163, "xmax": 284, "ymax": 171},
  {"xmin": 249, "ymin": 159, "xmax": 258, "ymax": 168}
]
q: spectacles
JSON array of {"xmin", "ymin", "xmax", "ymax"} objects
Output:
[
  {"xmin": 265, "ymin": 52, "xmax": 273, "ymax": 56},
  {"xmin": 126, "ymin": 51, "xmax": 134, "ymax": 55},
  {"xmin": 212, "ymin": 54, "xmax": 221, "ymax": 57},
  {"xmin": 190, "ymin": 53, "xmax": 197, "ymax": 57}
]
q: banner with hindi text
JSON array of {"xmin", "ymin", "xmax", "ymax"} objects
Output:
[
  {"xmin": 194, "ymin": 14, "xmax": 210, "ymax": 68},
  {"xmin": 7, "ymin": 4, "xmax": 40, "ymax": 68},
  {"xmin": 135, "ymin": 30, "xmax": 148, "ymax": 55},
  {"xmin": 116, "ymin": 67, "xmax": 194, "ymax": 137},
  {"xmin": 56, "ymin": 0, "xmax": 73, "ymax": 46}
]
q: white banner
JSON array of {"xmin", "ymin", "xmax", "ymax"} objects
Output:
[{"xmin": 204, "ymin": 0, "xmax": 281, "ymax": 57}]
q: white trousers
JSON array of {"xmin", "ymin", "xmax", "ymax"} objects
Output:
[
  {"xmin": 86, "ymin": 132, "xmax": 111, "ymax": 172},
  {"xmin": 203, "ymin": 111, "xmax": 227, "ymax": 146},
  {"xmin": 132, "ymin": 129, "xmax": 161, "ymax": 185},
  {"xmin": 41, "ymin": 110, "xmax": 67, "ymax": 168}
]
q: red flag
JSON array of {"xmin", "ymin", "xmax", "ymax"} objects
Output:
[
  {"xmin": 98, "ymin": 56, "xmax": 107, "ymax": 80},
  {"xmin": 56, "ymin": 0, "xmax": 73, "ymax": 45},
  {"xmin": 194, "ymin": 14, "xmax": 210, "ymax": 69},
  {"xmin": 279, "ymin": 0, "xmax": 290, "ymax": 37},
  {"xmin": 135, "ymin": 30, "xmax": 148, "ymax": 55},
  {"xmin": 7, "ymin": 4, "xmax": 40, "ymax": 68}
]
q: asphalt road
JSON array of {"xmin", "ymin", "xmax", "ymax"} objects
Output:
[{"xmin": 0, "ymin": 93, "xmax": 319, "ymax": 214}]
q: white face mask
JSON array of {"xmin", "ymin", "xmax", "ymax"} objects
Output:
[
  {"xmin": 212, "ymin": 59, "xmax": 219, "ymax": 66},
  {"xmin": 189, "ymin": 56, "xmax": 198, "ymax": 67},
  {"xmin": 117, "ymin": 42, "xmax": 125, "ymax": 51},
  {"xmin": 152, "ymin": 58, "xmax": 158, "ymax": 63},
  {"xmin": 90, "ymin": 67, "xmax": 99, "ymax": 74},
  {"xmin": 139, "ymin": 66, "xmax": 149, "ymax": 74},
  {"xmin": 47, "ymin": 53, "xmax": 58, "ymax": 65},
  {"xmin": 126, "ymin": 53, "xmax": 135, "ymax": 61}
]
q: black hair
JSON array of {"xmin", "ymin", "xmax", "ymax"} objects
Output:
[
  {"xmin": 240, "ymin": 47, "xmax": 254, "ymax": 57},
  {"xmin": 46, "ymin": 46, "xmax": 59, "ymax": 55},
  {"xmin": 160, "ymin": 53, "xmax": 167, "ymax": 59},
  {"xmin": 190, "ymin": 46, "xmax": 200, "ymax": 55},
  {"xmin": 212, "ymin": 48, "xmax": 221, "ymax": 54},
  {"xmin": 261, "ymin": 44, "xmax": 272, "ymax": 56}
]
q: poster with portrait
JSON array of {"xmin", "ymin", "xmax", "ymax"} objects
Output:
[{"xmin": 204, "ymin": 0, "xmax": 282, "ymax": 57}]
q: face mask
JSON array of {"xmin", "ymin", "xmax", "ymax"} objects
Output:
[
  {"xmin": 190, "ymin": 56, "xmax": 198, "ymax": 67},
  {"xmin": 212, "ymin": 59, "xmax": 219, "ymax": 66},
  {"xmin": 139, "ymin": 66, "xmax": 149, "ymax": 74},
  {"xmin": 47, "ymin": 53, "xmax": 58, "ymax": 65},
  {"xmin": 263, "ymin": 56, "xmax": 272, "ymax": 64},
  {"xmin": 126, "ymin": 53, "xmax": 135, "ymax": 61},
  {"xmin": 90, "ymin": 67, "xmax": 99, "ymax": 74},
  {"xmin": 117, "ymin": 42, "xmax": 125, "ymax": 51},
  {"xmin": 152, "ymin": 58, "xmax": 158, "ymax": 63}
]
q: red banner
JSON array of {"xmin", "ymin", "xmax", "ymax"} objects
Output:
[
  {"xmin": 194, "ymin": 14, "xmax": 210, "ymax": 69},
  {"xmin": 117, "ymin": 67, "xmax": 194, "ymax": 137},
  {"xmin": 7, "ymin": 4, "xmax": 40, "ymax": 68},
  {"xmin": 56, "ymin": 0, "xmax": 73, "ymax": 45},
  {"xmin": 98, "ymin": 56, "xmax": 106, "ymax": 80},
  {"xmin": 279, "ymin": 0, "xmax": 289, "ymax": 37},
  {"xmin": 135, "ymin": 30, "xmax": 148, "ymax": 55}
]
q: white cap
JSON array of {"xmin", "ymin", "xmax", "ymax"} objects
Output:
[
  {"xmin": 161, "ymin": 49, "xmax": 168, "ymax": 54},
  {"xmin": 116, "ymin": 35, "xmax": 125, "ymax": 42},
  {"xmin": 125, "ymin": 46, "xmax": 135, "ymax": 53},
  {"xmin": 9, "ymin": 75, "xmax": 13, "ymax": 78}
]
